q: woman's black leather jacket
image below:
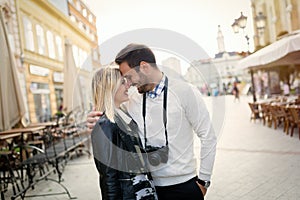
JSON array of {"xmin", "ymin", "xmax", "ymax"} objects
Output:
[{"xmin": 92, "ymin": 114, "xmax": 146, "ymax": 200}]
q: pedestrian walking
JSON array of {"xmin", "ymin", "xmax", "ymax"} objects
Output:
[
  {"xmin": 233, "ymin": 82, "xmax": 240, "ymax": 102},
  {"xmin": 283, "ymin": 81, "xmax": 290, "ymax": 96}
]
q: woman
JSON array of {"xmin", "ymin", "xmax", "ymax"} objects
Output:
[
  {"xmin": 233, "ymin": 82, "xmax": 240, "ymax": 102},
  {"xmin": 91, "ymin": 66, "xmax": 157, "ymax": 200}
]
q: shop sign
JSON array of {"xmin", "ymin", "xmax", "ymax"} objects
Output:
[{"xmin": 29, "ymin": 65, "xmax": 49, "ymax": 76}]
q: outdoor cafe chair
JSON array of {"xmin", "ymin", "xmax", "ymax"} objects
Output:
[
  {"xmin": 260, "ymin": 103, "xmax": 272, "ymax": 127},
  {"xmin": 288, "ymin": 106, "xmax": 300, "ymax": 140},
  {"xmin": 283, "ymin": 106, "xmax": 296, "ymax": 136},
  {"xmin": 0, "ymin": 150, "xmax": 25, "ymax": 200},
  {"xmin": 248, "ymin": 102, "xmax": 262, "ymax": 122},
  {"xmin": 268, "ymin": 104, "xmax": 286, "ymax": 130}
]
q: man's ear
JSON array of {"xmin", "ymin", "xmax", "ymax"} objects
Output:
[{"xmin": 139, "ymin": 61, "xmax": 151, "ymax": 73}]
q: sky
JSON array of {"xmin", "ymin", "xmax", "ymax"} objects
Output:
[{"xmin": 85, "ymin": 0, "xmax": 254, "ymax": 73}]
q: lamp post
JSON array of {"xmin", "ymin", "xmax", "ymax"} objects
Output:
[
  {"xmin": 255, "ymin": 12, "xmax": 266, "ymax": 34},
  {"xmin": 232, "ymin": 12, "xmax": 256, "ymax": 103},
  {"xmin": 231, "ymin": 12, "xmax": 250, "ymax": 53},
  {"xmin": 255, "ymin": 12, "xmax": 267, "ymax": 46}
]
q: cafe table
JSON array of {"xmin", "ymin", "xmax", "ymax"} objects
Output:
[
  {"xmin": 0, "ymin": 126, "xmax": 46, "ymax": 136},
  {"xmin": 27, "ymin": 122, "xmax": 58, "ymax": 128},
  {"xmin": 0, "ymin": 133, "xmax": 21, "ymax": 141},
  {"xmin": 0, "ymin": 126, "xmax": 46, "ymax": 179}
]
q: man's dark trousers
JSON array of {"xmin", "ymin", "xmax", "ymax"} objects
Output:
[{"xmin": 155, "ymin": 177, "xmax": 204, "ymax": 200}]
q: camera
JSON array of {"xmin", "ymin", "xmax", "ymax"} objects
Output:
[{"xmin": 144, "ymin": 145, "xmax": 169, "ymax": 166}]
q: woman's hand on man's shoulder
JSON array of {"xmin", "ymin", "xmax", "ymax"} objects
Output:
[{"xmin": 87, "ymin": 108, "xmax": 103, "ymax": 133}]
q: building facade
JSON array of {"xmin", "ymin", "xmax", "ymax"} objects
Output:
[
  {"xmin": 251, "ymin": 0, "xmax": 300, "ymax": 48},
  {"xmin": 184, "ymin": 59, "xmax": 219, "ymax": 93},
  {"xmin": 184, "ymin": 26, "xmax": 248, "ymax": 95},
  {"xmin": 248, "ymin": 0, "xmax": 300, "ymax": 98},
  {"xmin": 16, "ymin": 0, "xmax": 100, "ymax": 123},
  {"xmin": 213, "ymin": 52, "xmax": 246, "ymax": 85}
]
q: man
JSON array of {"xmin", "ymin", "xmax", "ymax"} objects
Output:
[{"xmin": 87, "ymin": 43, "xmax": 217, "ymax": 200}]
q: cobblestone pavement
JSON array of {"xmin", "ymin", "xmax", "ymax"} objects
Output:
[{"xmin": 6, "ymin": 95, "xmax": 300, "ymax": 200}]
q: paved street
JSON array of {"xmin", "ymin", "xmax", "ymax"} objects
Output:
[
  {"xmin": 6, "ymin": 95, "xmax": 300, "ymax": 200},
  {"xmin": 204, "ymin": 96, "xmax": 300, "ymax": 200}
]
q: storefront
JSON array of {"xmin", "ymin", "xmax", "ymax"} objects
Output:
[
  {"xmin": 26, "ymin": 64, "xmax": 62, "ymax": 123},
  {"xmin": 238, "ymin": 32, "xmax": 300, "ymax": 102}
]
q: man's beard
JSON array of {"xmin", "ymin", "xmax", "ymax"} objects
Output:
[
  {"xmin": 136, "ymin": 72, "xmax": 155, "ymax": 94},
  {"xmin": 137, "ymin": 83, "xmax": 155, "ymax": 94}
]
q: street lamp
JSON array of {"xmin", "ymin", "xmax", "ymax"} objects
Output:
[
  {"xmin": 255, "ymin": 12, "xmax": 266, "ymax": 35},
  {"xmin": 231, "ymin": 12, "xmax": 250, "ymax": 53},
  {"xmin": 237, "ymin": 12, "xmax": 247, "ymax": 29},
  {"xmin": 232, "ymin": 12, "xmax": 257, "ymax": 102},
  {"xmin": 231, "ymin": 19, "xmax": 239, "ymax": 33}
]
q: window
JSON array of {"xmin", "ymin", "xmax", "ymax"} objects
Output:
[
  {"xmin": 88, "ymin": 14, "xmax": 93, "ymax": 23},
  {"xmin": 78, "ymin": 21, "xmax": 84, "ymax": 30},
  {"xmin": 82, "ymin": 9, "xmax": 87, "ymax": 17},
  {"xmin": 30, "ymin": 82, "xmax": 52, "ymax": 122},
  {"xmin": 36, "ymin": 24, "xmax": 45, "ymax": 55},
  {"xmin": 46, "ymin": 31, "xmax": 55, "ymax": 59},
  {"xmin": 55, "ymin": 36, "xmax": 63, "ymax": 61},
  {"xmin": 86, "ymin": 26, "xmax": 90, "ymax": 34},
  {"xmin": 70, "ymin": 15, "xmax": 76, "ymax": 22},
  {"xmin": 93, "ymin": 48, "xmax": 99, "ymax": 61},
  {"xmin": 76, "ymin": 1, "xmax": 81, "ymax": 10},
  {"xmin": 22, "ymin": 16, "xmax": 34, "ymax": 51}
]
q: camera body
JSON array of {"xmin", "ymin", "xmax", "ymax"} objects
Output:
[{"xmin": 144, "ymin": 145, "xmax": 169, "ymax": 166}]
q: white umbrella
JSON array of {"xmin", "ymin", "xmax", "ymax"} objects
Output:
[
  {"xmin": 0, "ymin": 8, "xmax": 25, "ymax": 131},
  {"xmin": 63, "ymin": 40, "xmax": 84, "ymax": 114}
]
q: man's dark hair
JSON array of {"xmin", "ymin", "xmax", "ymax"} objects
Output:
[{"xmin": 115, "ymin": 43, "xmax": 157, "ymax": 69}]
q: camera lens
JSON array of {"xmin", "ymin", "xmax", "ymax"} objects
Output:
[{"xmin": 148, "ymin": 153, "xmax": 161, "ymax": 166}]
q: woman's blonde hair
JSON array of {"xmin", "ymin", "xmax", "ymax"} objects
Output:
[{"xmin": 92, "ymin": 65, "xmax": 122, "ymax": 121}]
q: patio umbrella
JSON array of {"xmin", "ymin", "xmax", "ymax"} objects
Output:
[
  {"xmin": 63, "ymin": 39, "xmax": 84, "ymax": 114},
  {"xmin": 0, "ymin": 8, "xmax": 25, "ymax": 131}
]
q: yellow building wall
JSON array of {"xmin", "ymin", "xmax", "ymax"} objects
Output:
[
  {"xmin": 273, "ymin": 0, "xmax": 284, "ymax": 36},
  {"xmin": 291, "ymin": 0, "xmax": 300, "ymax": 30},
  {"xmin": 252, "ymin": 0, "xmax": 300, "ymax": 49},
  {"xmin": 16, "ymin": 0, "xmax": 97, "ymax": 123}
]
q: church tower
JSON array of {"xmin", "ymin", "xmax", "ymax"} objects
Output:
[{"xmin": 217, "ymin": 25, "xmax": 226, "ymax": 53}]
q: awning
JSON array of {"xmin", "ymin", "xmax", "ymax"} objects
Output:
[{"xmin": 238, "ymin": 31, "xmax": 300, "ymax": 70}]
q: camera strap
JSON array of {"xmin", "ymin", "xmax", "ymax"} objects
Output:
[{"xmin": 142, "ymin": 76, "xmax": 168, "ymax": 147}]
